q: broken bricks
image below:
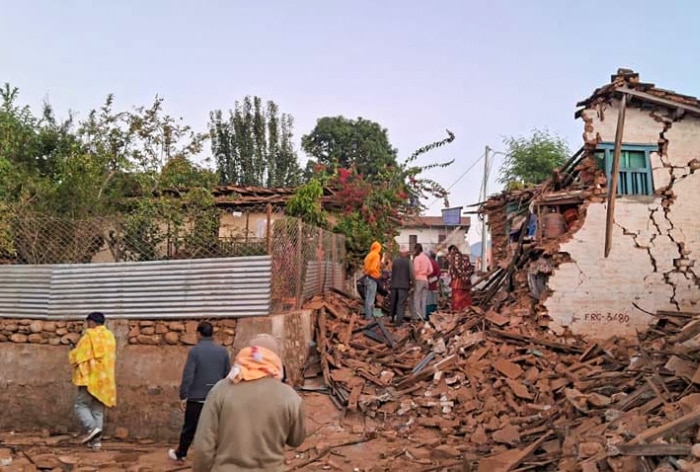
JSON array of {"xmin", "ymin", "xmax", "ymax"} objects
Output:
[{"xmin": 305, "ymin": 291, "xmax": 700, "ymax": 471}]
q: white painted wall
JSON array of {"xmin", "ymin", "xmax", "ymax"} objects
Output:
[
  {"xmin": 546, "ymin": 100, "xmax": 700, "ymax": 339},
  {"xmin": 395, "ymin": 227, "xmax": 469, "ymax": 254}
]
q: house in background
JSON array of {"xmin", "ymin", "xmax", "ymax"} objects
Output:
[
  {"xmin": 395, "ymin": 212, "xmax": 471, "ymax": 256},
  {"xmin": 482, "ymin": 69, "xmax": 700, "ymax": 340}
]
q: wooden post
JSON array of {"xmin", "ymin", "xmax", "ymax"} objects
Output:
[
  {"xmin": 294, "ymin": 219, "xmax": 304, "ymax": 309},
  {"xmin": 245, "ymin": 212, "xmax": 250, "ymax": 243},
  {"xmin": 332, "ymin": 233, "xmax": 338, "ymax": 289},
  {"xmin": 318, "ymin": 228, "xmax": 324, "ymax": 294},
  {"xmin": 604, "ymin": 93, "xmax": 628, "ymax": 258},
  {"xmin": 266, "ymin": 203, "xmax": 272, "ymax": 255}
]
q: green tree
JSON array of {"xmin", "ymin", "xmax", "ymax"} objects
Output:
[
  {"xmin": 290, "ymin": 130, "xmax": 455, "ymax": 269},
  {"xmin": 209, "ymin": 97, "xmax": 301, "ymax": 187},
  {"xmin": 301, "ymin": 116, "xmax": 398, "ymax": 180},
  {"xmin": 499, "ymin": 129, "xmax": 569, "ymax": 187}
]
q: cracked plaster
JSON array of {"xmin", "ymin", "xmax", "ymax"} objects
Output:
[{"xmin": 545, "ymin": 101, "xmax": 700, "ymax": 339}]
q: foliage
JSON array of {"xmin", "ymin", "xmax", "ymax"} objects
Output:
[
  {"xmin": 499, "ymin": 129, "xmax": 569, "ymax": 186},
  {"xmin": 286, "ymin": 177, "xmax": 328, "ymax": 229},
  {"xmin": 0, "ymin": 84, "xmax": 219, "ymax": 262},
  {"xmin": 2, "ymin": 83, "xmax": 454, "ymax": 269},
  {"xmin": 301, "ymin": 116, "xmax": 398, "ymax": 180},
  {"xmin": 209, "ymin": 97, "xmax": 302, "ymax": 187},
  {"xmin": 291, "ymin": 130, "xmax": 455, "ymax": 268}
]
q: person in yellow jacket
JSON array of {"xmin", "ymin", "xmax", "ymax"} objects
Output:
[
  {"xmin": 362, "ymin": 241, "xmax": 382, "ymax": 319},
  {"xmin": 68, "ymin": 312, "xmax": 117, "ymax": 450}
]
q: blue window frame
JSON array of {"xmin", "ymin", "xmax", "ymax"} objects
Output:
[{"xmin": 594, "ymin": 143, "xmax": 655, "ymax": 196}]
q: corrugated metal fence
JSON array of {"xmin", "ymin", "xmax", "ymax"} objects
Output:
[
  {"xmin": 301, "ymin": 261, "xmax": 345, "ymax": 303},
  {"xmin": 0, "ymin": 256, "xmax": 271, "ymax": 320}
]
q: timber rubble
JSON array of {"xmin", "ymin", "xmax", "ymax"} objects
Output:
[{"xmin": 305, "ymin": 291, "xmax": 700, "ymax": 471}]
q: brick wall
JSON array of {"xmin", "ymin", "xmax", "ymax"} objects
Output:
[{"xmin": 545, "ymin": 100, "xmax": 700, "ymax": 339}]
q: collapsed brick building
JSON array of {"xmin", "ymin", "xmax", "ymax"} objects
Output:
[{"xmin": 481, "ymin": 69, "xmax": 700, "ymax": 339}]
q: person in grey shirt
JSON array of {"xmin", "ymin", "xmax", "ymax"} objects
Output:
[{"xmin": 169, "ymin": 321, "xmax": 231, "ymax": 463}]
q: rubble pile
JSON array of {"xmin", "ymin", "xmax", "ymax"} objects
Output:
[{"xmin": 306, "ymin": 292, "xmax": 700, "ymax": 472}]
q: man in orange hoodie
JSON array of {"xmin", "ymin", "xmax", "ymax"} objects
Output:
[{"xmin": 362, "ymin": 241, "xmax": 382, "ymax": 320}]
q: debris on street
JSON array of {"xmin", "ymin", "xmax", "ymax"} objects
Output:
[{"xmin": 305, "ymin": 291, "xmax": 700, "ymax": 471}]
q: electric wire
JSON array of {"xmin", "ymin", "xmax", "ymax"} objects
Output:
[{"xmin": 426, "ymin": 152, "xmax": 485, "ymax": 208}]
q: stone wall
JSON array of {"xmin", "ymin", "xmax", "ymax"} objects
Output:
[
  {"xmin": 126, "ymin": 319, "xmax": 236, "ymax": 347},
  {"xmin": 545, "ymin": 101, "xmax": 700, "ymax": 339},
  {"xmin": 0, "ymin": 319, "xmax": 83, "ymax": 345},
  {"xmin": 0, "ymin": 319, "xmax": 237, "ymax": 347}
]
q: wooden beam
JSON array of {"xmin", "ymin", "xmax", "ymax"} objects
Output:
[
  {"xmin": 628, "ymin": 407, "xmax": 700, "ymax": 445},
  {"xmin": 619, "ymin": 87, "xmax": 700, "ymax": 116},
  {"xmin": 604, "ymin": 93, "xmax": 627, "ymax": 258},
  {"xmin": 615, "ymin": 443, "xmax": 691, "ymax": 456}
]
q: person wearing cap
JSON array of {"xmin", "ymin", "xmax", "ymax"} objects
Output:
[
  {"xmin": 68, "ymin": 311, "xmax": 117, "ymax": 450},
  {"xmin": 168, "ymin": 321, "xmax": 231, "ymax": 464},
  {"xmin": 192, "ymin": 333, "xmax": 306, "ymax": 472},
  {"xmin": 389, "ymin": 245, "xmax": 414, "ymax": 326}
]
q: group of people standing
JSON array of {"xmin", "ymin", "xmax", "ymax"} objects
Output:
[
  {"xmin": 68, "ymin": 313, "xmax": 304, "ymax": 471},
  {"xmin": 362, "ymin": 241, "xmax": 475, "ymax": 324}
]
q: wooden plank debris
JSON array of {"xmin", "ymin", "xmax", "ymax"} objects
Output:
[{"xmin": 303, "ymin": 291, "xmax": 700, "ymax": 471}]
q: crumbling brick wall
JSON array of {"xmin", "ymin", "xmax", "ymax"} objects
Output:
[{"xmin": 545, "ymin": 101, "xmax": 700, "ymax": 338}]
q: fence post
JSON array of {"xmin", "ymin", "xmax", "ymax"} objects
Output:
[
  {"xmin": 294, "ymin": 219, "xmax": 304, "ymax": 309},
  {"xmin": 318, "ymin": 228, "xmax": 324, "ymax": 294},
  {"xmin": 266, "ymin": 204, "xmax": 272, "ymax": 255},
  {"xmin": 331, "ymin": 233, "xmax": 337, "ymax": 289}
]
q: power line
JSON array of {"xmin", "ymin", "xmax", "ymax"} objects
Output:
[{"xmin": 426, "ymin": 152, "xmax": 485, "ymax": 208}]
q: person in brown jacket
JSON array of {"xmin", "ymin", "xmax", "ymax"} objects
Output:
[{"xmin": 192, "ymin": 333, "xmax": 306, "ymax": 472}]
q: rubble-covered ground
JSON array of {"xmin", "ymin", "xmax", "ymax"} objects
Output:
[
  {"xmin": 0, "ymin": 393, "xmax": 466, "ymax": 472},
  {"xmin": 7, "ymin": 289, "xmax": 700, "ymax": 471},
  {"xmin": 304, "ymin": 291, "xmax": 700, "ymax": 472}
]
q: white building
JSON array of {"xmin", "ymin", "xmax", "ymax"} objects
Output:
[{"xmin": 395, "ymin": 215, "xmax": 471, "ymax": 256}]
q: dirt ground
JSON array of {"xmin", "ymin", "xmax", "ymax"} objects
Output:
[{"xmin": 0, "ymin": 393, "xmax": 466, "ymax": 472}]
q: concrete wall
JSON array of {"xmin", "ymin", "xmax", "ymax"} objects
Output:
[
  {"xmin": 0, "ymin": 311, "xmax": 313, "ymax": 439},
  {"xmin": 0, "ymin": 319, "xmax": 188, "ymax": 440},
  {"xmin": 546, "ymin": 100, "xmax": 700, "ymax": 339},
  {"xmin": 219, "ymin": 211, "xmax": 284, "ymax": 239}
]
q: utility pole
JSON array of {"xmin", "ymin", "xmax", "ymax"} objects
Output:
[{"xmin": 480, "ymin": 146, "xmax": 489, "ymax": 272}]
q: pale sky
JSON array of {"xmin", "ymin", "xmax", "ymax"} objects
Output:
[{"xmin": 2, "ymin": 0, "xmax": 698, "ymax": 244}]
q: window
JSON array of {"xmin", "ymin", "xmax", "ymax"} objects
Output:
[
  {"xmin": 595, "ymin": 143, "xmax": 655, "ymax": 196},
  {"xmin": 408, "ymin": 235, "xmax": 417, "ymax": 251}
]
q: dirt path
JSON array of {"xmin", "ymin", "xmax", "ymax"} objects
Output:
[{"xmin": 0, "ymin": 394, "xmax": 466, "ymax": 471}]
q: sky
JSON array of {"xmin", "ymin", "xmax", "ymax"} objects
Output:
[{"xmin": 2, "ymin": 0, "xmax": 698, "ymax": 244}]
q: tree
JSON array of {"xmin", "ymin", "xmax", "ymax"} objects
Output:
[
  {"xmin": 499, "ymin": 129, "xmax": 569, "ymax": 187},
  {"xmin": 301, "ymin": 116, "xmax": 398, "ymax": 180},
  {"xmin": 209, "ymin": 97, "xmax": 301, "ymax": 187},
  {"xmin": 289, "ymin": 130, "xmax": 455, "ymax": 268}
]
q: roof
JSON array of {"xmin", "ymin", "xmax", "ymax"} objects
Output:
[
  {"xmin": 402, "ymin": 215, "xmax": 470, "ymax": 228},
  {"xmin": 187, "ymin": 185, "xmax": 342, "ymax": 210},
  {"xmin": 576, "ymin": 68, "xmax": 700, "ymax": 118}
]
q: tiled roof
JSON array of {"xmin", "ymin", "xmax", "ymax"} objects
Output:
[{"xmin": 576, "ymin": 68, "xmax": 700, "ymax": 118}]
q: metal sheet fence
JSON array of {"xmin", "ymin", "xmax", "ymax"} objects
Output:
[
  {"xmin": 0, "ymin": 208, "xmax": 346, "ymax": 318},
  {"xmin": 0, "ymin": 257, "xmax": 271, "ymax": 320},
  {"xmin": 269, "ymin": 218, "xmax": 346, "ymax": 312}
]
